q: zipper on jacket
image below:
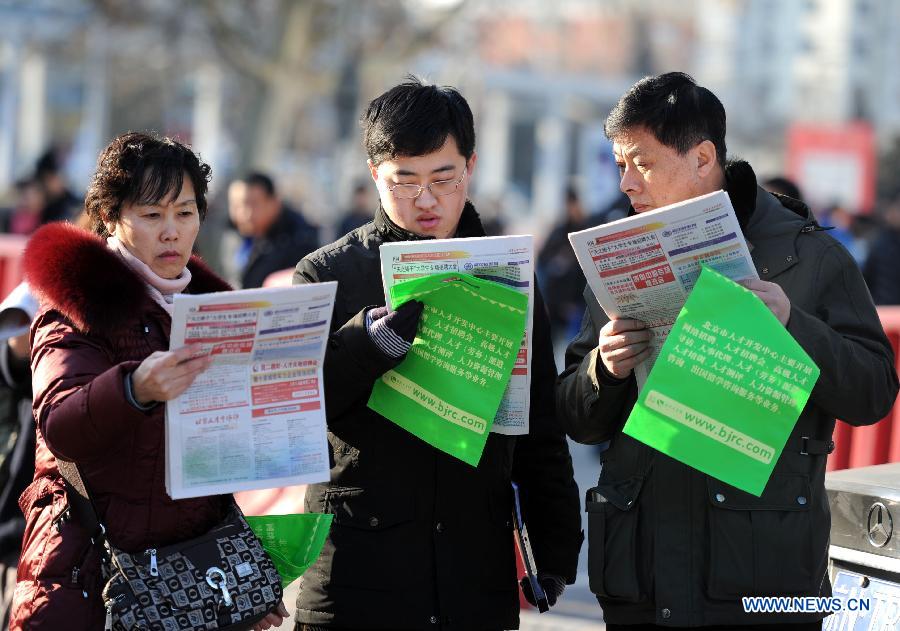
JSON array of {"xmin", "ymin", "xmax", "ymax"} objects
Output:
[
  {"xmin": 53, "ymin": 507, "xmax": 70, "ymax": 533},
  {"xmin": 147, "ymin": 548, "xmax": 158, "ymax": 576},
  {"xmin": 104, "ymin": 593, "xmax": 124, "ymax": 629},
  {"xmin": 70, "ymin": 565, "xmax": 79, "ymax": 585}
]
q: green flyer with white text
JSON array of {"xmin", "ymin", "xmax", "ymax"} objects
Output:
[
  {"xmin": 623, "ymin": 266, "xmax": 820, "ymax": 496},
  {"xmin": 245, "ymin": 513, "xmax": 333, "ymax": 588},
  {"xmin": 367, "ymin": 272, "xmax": 528, "ymax": 466}
]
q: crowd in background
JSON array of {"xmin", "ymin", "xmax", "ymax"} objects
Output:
[{"xmin": 2, "ymin": 144, "xmax": 900, "ymax": 340}]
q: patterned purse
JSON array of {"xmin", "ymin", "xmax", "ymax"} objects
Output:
[
  {"xmin": 101, "ymin": 504, "xmax": 282, "ymax": 630},
  {"xmin": 56, "ymin": 461, "xmax": 282, "ymax": 631}
]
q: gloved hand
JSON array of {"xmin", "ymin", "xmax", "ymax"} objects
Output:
[
  {"xmin": 520, "ymin": 573, "xmax": 566, "ymax": 608},
  {"xmin": 365, "ymin": 300, "xmax": 424, "ymax": 359}
]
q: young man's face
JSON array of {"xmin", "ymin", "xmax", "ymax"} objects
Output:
[
  {"xmin": 370, "ymin": 137, "xmax": 476, "ymax": 239},
  {"xmin": 613, "ymin": 126, "xmax": 721, "ymax": 213}
]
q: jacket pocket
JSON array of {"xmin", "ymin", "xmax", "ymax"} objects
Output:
[
  {"xmin": 320, "ymin": 486, "xmax": 416, "ymax": 589},
  {"xmin": 586, "ymin": 475, "xmax": 646, "ymax": 602},
  {"xmin": 706, "ymin": 475, "xmax": 814, "ymax": 599}
]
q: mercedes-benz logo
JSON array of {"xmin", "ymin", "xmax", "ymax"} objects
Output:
[{"xmin": 866, "ymin": 502, "xmax": 893, "ymax": 548}]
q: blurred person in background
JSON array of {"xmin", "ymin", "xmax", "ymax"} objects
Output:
[
  {"xmin": 4, "ymin": 178, "xmax": 46, "ymax": 236},
  {"xmin": 0, "ymin": 284, "xmax": 37, "ymax": 629},
  {"xmin": 557, "ymin": 71, "xmax": 898, "ymax": 630},
  {"xmin": 822, "ymin": 203, "xmax": 867, "ymax": 264},
  {"xmin": 473, "ymin": 196, "xmax": 507, "ymax": 236},
  {"xmin": 537, "ymin": 185, "xmax": 595, "ymax": 342},
  {"xmin": 224, "ymin": 172, "xmax": 319, "ymax": 288},
  {"xmin": 34, "ymin": 147, "xmax": 82, "ymax": 224},
  {"xmin": 762, "ymin": 175, "xmax": 804, "ymax": 203},
  {"xmin": 864, "ymin": 197, "xmax": 900, "ymax": 304},
  {"xmin": 337, "ymin": 181, "xmax": 374, "ymax": 236},
  {"xmin": 9, "ymin": 132, "xmax": 288, "ymax": 630},
  {"xmin": 292, "ymin": 78, "xmax": 581, "ymax": 631}
]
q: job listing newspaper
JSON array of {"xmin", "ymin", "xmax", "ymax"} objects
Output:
[
  {"xmin": 165, "ymin": 282, "xmax": 337, "ymax": 499},
  {"xmin": 379, "ymin": 235, "xmax": 534, "ymax": 435},
  {"xmin": 569, "ymin": 190, "xmax": 758, "ymax": 389}
]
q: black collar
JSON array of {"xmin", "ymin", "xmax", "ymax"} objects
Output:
[
  {"xmin": 723, "ymin": 160, "xmax": 758, "ymax": 232},
  {"xmin": 374, "ymin": 201, "xmax": 486, "ymax": 242}
]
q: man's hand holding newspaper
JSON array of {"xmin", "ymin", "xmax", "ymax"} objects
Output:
[
  {"xmin": 741, "ymin": 279, "xmax": 791, "ymax": 325},
  {"xmin": 597, "ymin": 318, "xmax": 652, "ymax": 380}
]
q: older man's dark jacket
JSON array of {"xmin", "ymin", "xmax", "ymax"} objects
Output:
[
  {"xmin": 557, "ymin": 163, "xmax": 899, "ymax": 627},
  {"xmin": 241, "ymin": 206, "xmax": 318, "ymax": 288},
  {"xmin": 292, "ymin": 203, "xmax": 582, "ymax": 630}
]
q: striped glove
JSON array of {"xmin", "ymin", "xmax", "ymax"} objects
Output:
[{"xmin": 365, "ymin": 300, "xmax": 424, "ymax": 359}]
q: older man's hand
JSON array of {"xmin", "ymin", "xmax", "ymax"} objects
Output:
[
  {"xmin": 597, "ymin": 318, "xmax": 652, "ymax": 380},
  {"xmin": 743, "ymin": 279, "xmax": 791, "ymax": 326}
]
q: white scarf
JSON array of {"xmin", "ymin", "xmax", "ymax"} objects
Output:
[{"xmin": 107, "ymin": 236, "xmax": 191, "ymax": 316}]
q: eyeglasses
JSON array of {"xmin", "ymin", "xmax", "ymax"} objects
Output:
[{"xmin": 387, "ymin": 168, "xmax": 467, "ymax": 200}]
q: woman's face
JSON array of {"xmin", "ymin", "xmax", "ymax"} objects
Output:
[{"xmin": 105, "ymin": 176, "xmax": 200, "ymax": 279}]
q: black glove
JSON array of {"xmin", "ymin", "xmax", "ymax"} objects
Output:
[
  {"xmin": 520, "ymin": 573, "xmax": 566, "ymax": 609},
  {"xmin": 365, "ymin": 300, "xmax": 424, "ymax": 359}
]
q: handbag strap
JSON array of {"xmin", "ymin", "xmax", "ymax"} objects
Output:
[{"xmin": 55, "ymin": 458, "xmax": 107, "ymax": 544}]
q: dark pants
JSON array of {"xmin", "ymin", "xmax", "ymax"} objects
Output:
[{"xmin": 607, "ymin": 623, "xmax": 823, "ymax": 631}]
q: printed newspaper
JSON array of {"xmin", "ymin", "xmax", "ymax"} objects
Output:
[
  {"xmin": 568, "ymin": 190, "xmax": 758, "ymax": 388},
  {"xmin": 379, "ymin": 235, "xmax": 534, "ymax": 435},
  {"xmin": 165, "ymin": 282, "xmax": 337, "ymax": 499}
]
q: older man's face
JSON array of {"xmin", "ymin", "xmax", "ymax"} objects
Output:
[
  {"xmin": 613, "ymin": 126, "xmax": 719, "ymax": 213},
  {"xmin": 228, "ymin": 181, "xmax": 280, "ymax": 238}
]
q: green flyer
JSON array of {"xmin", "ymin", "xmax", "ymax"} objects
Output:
[
  {"xmin": 245, "ymin": 513, "xmax": 333, "ymax": 588},
  {"xmin": 367, "ymin": 272, "xmax": 528, "ymax": 466},
  {"xmin": 623, "ymin": 266, "xmax": 820, "ymax": 496}
]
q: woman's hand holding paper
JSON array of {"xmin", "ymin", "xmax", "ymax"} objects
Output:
[{"xmin": 131, "ymin": 344, "xmax": 212, "ymax": 405}]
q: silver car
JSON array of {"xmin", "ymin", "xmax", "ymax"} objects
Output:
[{"xmin": 825, "ymin": 462, "xmax": 900, "ymax": 630}]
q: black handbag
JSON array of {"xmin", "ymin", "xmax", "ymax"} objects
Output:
[{"xmin": 57, "ymin": 459, "xmax": 283, "ymax": 630}]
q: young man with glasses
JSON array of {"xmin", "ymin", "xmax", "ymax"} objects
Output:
[{"xmin": 291, "ymin": 78, "xmax": 582, "ymax": 630}]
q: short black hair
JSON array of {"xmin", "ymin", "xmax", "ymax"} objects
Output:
[
  {"xmin": 35, "ymin": 148, "xmax": 60, "ymax": 179},
  {"xmin": 85, "ymin": 131, "xmax": 211, "ymax": 237},
  {"xmin": 762, "ymin": 176, "xmax": 803, "ymax": 202},
  {"xmin": 238, "ymin": 172, "xmax": 277, "ymax": 197},
  {"xmin": 605, "ymin": 72, "xmax": 727, "ymax": 167},
  {"xmin": 361, "ymin": 76, "xmax": 475, "ymax": 165}
]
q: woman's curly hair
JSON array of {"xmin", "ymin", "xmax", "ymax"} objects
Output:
[{"xmin": 85, "ymin": 132, "xmax": 211, "ymax": 237}]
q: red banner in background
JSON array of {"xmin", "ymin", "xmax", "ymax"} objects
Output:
[{"xmin": 787, "ymin": 123, "xmax": 876, "ymax": 214}]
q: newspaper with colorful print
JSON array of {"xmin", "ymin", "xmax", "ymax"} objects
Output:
[
  {"xmin": 568, "ymin": 190, "xmax": 758, "ymax": 389},
  {"xmin": 379, "ymin": 235, "xmax": 534, "ymax": 435},
  {"xmin": 165, "ymin": 283, "xmax": 336, "ymax": 499}
]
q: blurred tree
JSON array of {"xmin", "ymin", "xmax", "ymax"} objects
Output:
[{"xmin": 89, "ymin": 0, "xmax": 469, "ymax": 173}]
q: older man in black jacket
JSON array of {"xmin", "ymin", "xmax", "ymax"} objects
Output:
[
  {"xmin": 557, "ymin": 72, "xmax": 899, "ymax": 630},
  {"xmin": 226, "ymin": 172, "xmax": 319, "ymax": 288},
  {"xmin": 291, "ymin": 79, "xmax": 582, "ymax": 630}
]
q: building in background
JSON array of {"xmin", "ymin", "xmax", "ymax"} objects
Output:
[
  {"xmin": 0, "ymin": 0, "xmax": 898, "ymax": 249},
  {"xmin": 695, "ymin": 0, "xmax": 900, "ymax": 210}
]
